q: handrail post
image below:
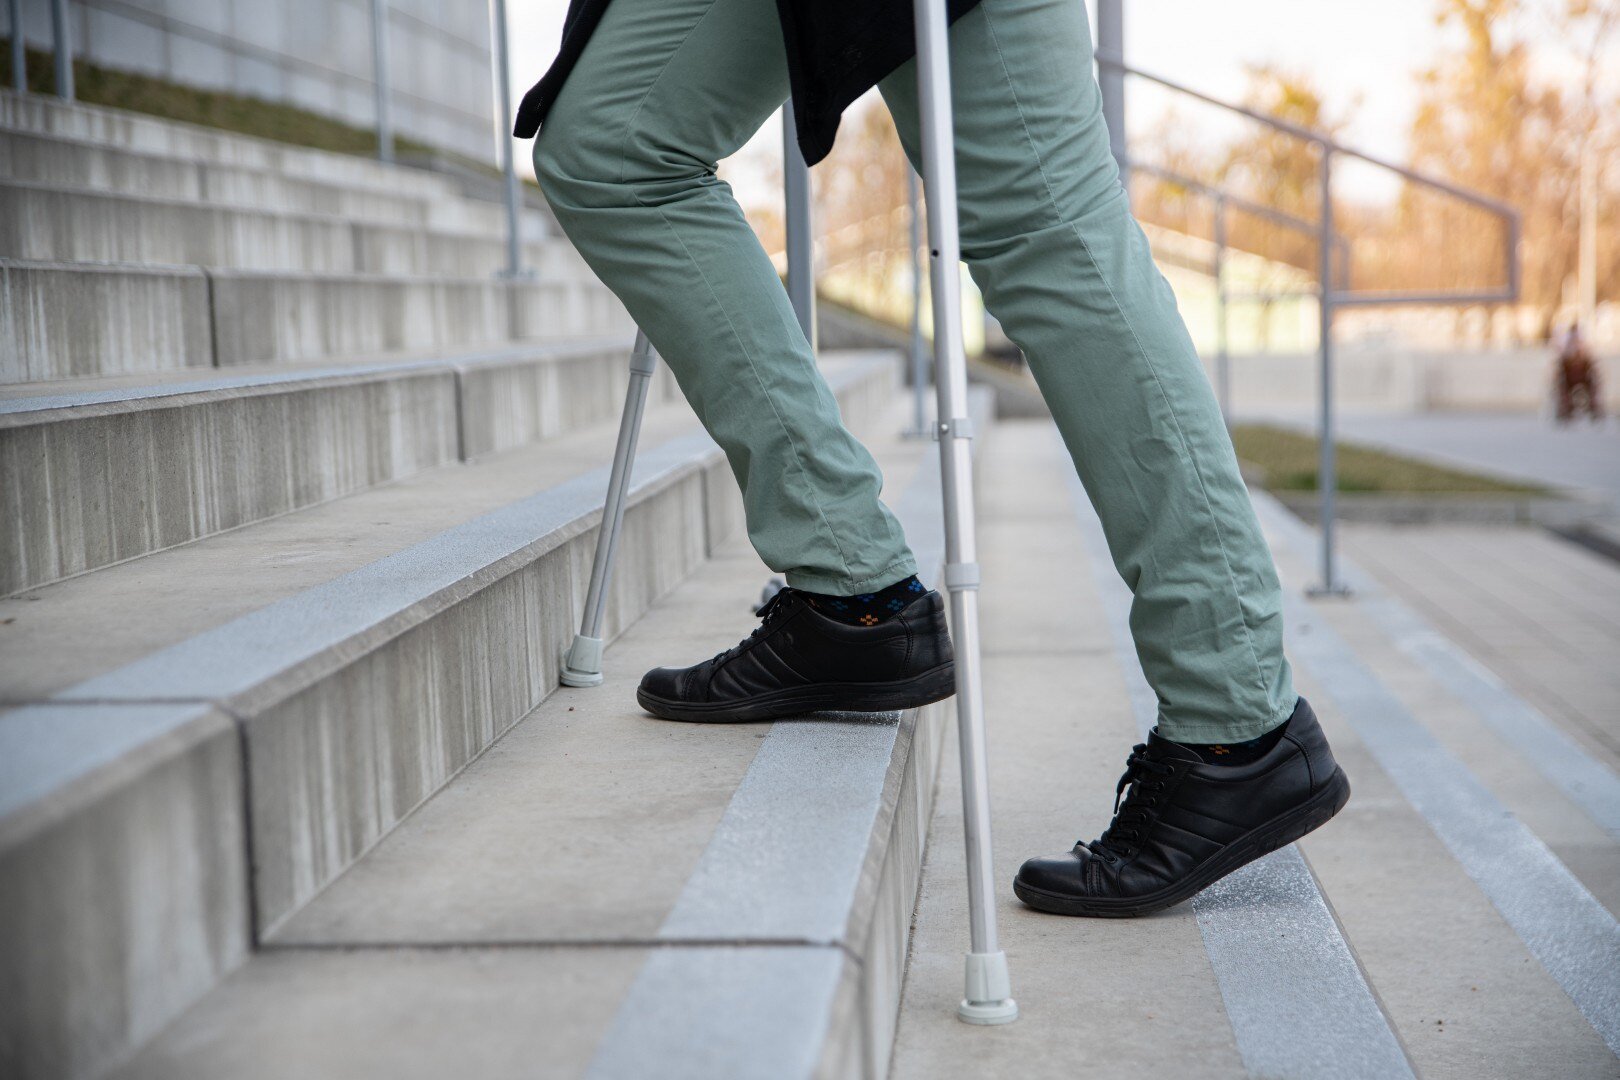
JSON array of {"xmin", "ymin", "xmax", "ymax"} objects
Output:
[
  {"xmin": 783, "ymin": 102, "xmax": 817, "ymax": 349},
  {"xmin": 1214, "ymin": 193, "xmax": 1231, "ymax": 423},
  {"xmin": 8, "ymin": 0, "xmax": 24, "ymax": 93},
  {"xmin": 370, "ymin": 0, "xmax": 392, "ymax": 162},
  {"xmin": 49, "ymin": 0, "xmax": 71, "ymax": 100},
  {"xmin": 906, "ymin": 166, "xmax": 932, "ymax": 437},
  {"xmin": 1310, "ymin": 148, "xmax": 1348, "ymax": 598},
  {"xmin": 1096, "ymin": 0, "xmax": 1127, "ymax": 187},
  {"xmin": 492, "ymin": 0, "xmax": 525, "ymax": 278}
]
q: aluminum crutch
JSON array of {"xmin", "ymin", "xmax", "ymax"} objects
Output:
[
  {"xmin": 912, "ymin": 0, "xmax": 1018, "ymax": 1025},
  {"xmin": 561, "ymin": 329, "xmax": 659, "ymax": 687}
]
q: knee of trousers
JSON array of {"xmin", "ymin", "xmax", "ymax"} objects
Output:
[{"xmin": 531, "ymin": 126, "xmax": 611, "ymax": 231}]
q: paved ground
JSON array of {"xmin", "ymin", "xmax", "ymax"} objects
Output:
[
  {"xmin": 1345, "ymin": 524, "xmax": 1620, "ymax": 773},
  {"xmin": 892, "ymin": 420, "xmax": 1620, "ymax": 1079}
]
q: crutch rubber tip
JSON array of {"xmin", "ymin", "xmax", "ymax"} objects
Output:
[
  {"xmin": 957, "ymin": 951, "xmax": 1018, "ymax": 1025},
  {"xmin": 560, "ymin": 634, "xmax": 605, "ymax": 688}
]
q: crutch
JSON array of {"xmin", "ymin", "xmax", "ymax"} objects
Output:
[
  {"xmin": 568, "ymin": 107, "xmax": 814, "ymax": 679},
  {"xmin": 561, "ymin": 329, "xmax": 659, "ymax": 687},
  {"xmin": 912, "ymin": 0, "xmax": 1018, "ymax": 1025}
]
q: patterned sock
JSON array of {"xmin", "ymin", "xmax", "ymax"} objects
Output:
[
  {"xmin": 802, "ymin": 575, "xmax": 928, "ymax": 627},
  {"xmin": 1184, "ymin": 723, "xmax": 1287, "ymax": 766}
]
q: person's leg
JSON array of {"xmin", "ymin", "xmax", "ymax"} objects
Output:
[
  {"xmin": 533, "ymin": 0, "xmax": 954, "ymax": 723},
  {"xmin": 880, "ymin": 0, "xmax": 1292, "ymax": 744},
  {"xmin": 533, "ymin": 0, "xmax": 916, "ymax": 596},
  {"xmin": 882, "ymin": 0, "xmax": 1347, "ymax": 917}
]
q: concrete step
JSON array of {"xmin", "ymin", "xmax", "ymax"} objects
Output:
[
  {"xmin": 1, "ymin": 338, "xmax": 658, "ymax": 594},
  {"xmin": 0, "ymin": 260, "xmax": 627, "ymax": 382},
  {"xmin": 0, "ymin": 351, "xmax": 903, "ymax": 1080},
  {"xmin": 0, "ymin": 180, "xmax": 570, "ymax": 276},
  {"xmin": 0, "ymin": 128, "xmax": 546, "ymax": 237},
  {"xmin": 86, "ymin": 385, "xmax": 978, "ymax": 1080},
  {"xmin": 0, "ymin": 90, "xmax": 461, "ymax": 201},
  {"xmin": 889, "ymin": 420, "xmax": 1620, "ymax": 1080},
  {"xmin": 0, "ymin": 258, "xmax": 214, "ymax": 381}
]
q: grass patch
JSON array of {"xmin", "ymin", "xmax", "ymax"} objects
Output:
[
  {"xmin": 0, "ymin": 41, "xmax": 542, "ymax": 191},
  {"xmin": 4, "ymin": 42, "xmax": 439, "ymax": 158},
  {"xmin": 1230, "ymin": 424, "xmax": 1546, "ymax": 496}
]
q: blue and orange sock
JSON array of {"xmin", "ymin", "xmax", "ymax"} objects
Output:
[{"xmin": 802, "ymin": 574, "xmax": 927, "ymax": 627}]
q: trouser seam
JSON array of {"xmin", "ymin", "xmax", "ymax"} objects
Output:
[
  {"xmin": 1070, "ymin": 227, "xmax": 1273, "ymax": 712},
  {"xmin": 979, "ymin": 2, "xmax": 1274, "ymax": 713},
  {"xmin": 649, "ymin": 206, "xmax": 859, "ymax": 586},
  {"xmin": 612, "ymin": 0, "xmax": 725, "ymax": 186}
]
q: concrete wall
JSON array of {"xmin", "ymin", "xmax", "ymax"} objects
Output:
[
  {"xmin": 1206, "ymin": 347, "xmax": 1620, "ymax": 414},
  {"xmin": 14, "ymin": 0, "xmax": 496, "ymax": 162}
]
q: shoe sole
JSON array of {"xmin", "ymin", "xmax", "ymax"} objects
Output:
[
  {"xmin": 636, "ymin": 662, "xmax": 957, "ymax": 723},
  {"xmin": 1012, "ymin": 766, "xmax": 1352, "ymax": 918}
]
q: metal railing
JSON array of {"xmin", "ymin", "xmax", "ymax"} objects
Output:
[{"xmin": 1096, "ymin": 51, "xmax": 1522, "ymax": 595}]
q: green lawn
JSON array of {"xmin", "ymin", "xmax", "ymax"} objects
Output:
[
  {"xmin": 1229, "ymin": 424, "xmax": 1545, "ymax": 496},
  {"xmin": 1, "ymin": 41, "xmax": 536, "ymax": 188}
]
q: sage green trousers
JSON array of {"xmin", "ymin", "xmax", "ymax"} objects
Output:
[{"xmin": 532, "ymin": 0, "xmax": 1295, "ymax": 741}]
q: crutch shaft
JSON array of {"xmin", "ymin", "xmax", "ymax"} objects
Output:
[
  {"xmin": 912, "ymin": 0, "xmax": 1017, "ymax": 1025},
  {"xmin": 562, "ymin": 330, "xmax": 657, "ymax": 687}
]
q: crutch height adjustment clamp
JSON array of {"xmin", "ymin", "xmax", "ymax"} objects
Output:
[
  {"xmin": 935, "ymin": 416, "xmax": 975, "ymax": 441},
  {"xmin": 944, "ymin": 561, "xmax": 981, "ymax": 590}
]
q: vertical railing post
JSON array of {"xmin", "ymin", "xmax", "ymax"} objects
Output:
[
  {"xmin": 907, "ymin": 166, "xmax": 931, "ymax": 436},
  {"xmin": 783, "ymin": 102, "xmax": 817, "ymax": 350},
  {"xmin": 1096, "ymin": 0, "xmax": 1126, "ymax": 189},
  {"xmin": 913, "ymin": 0, "xmax": 1017, "ymax": 1026},
  {"xmin": 8, "ymin": 0, "xmax": 25, "ymax": 93},
  {"xmin": 370, "ymin": 0, "xmax": 393, "ymax": 162},
  {"xmin": 1214, "ymin": 193, "xmax": 1231, "ymax": 423},
  {"xmin": 48, "ymin": 0, "xmax": 71, "ymax": 100},
  {"xmin": 1311, "ymin": 147, "xmax": 1347, "ymax": 597},
  {"xmin": 492, "ymin": 0, "xmax": 524, "ymax": 278}
]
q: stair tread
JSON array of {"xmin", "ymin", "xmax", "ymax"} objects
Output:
[
  {"xmin": 0, "ymin": 337, "xmax": 627, "ymax": 410},
  {"xmin": 0, "ymin": 391, "xmax": 679, "ymax": 701},
  {"xmin": 0, "ymin": 351, "xmax": 872, "ymax": 701}
]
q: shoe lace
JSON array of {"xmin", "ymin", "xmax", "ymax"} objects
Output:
[
  {"xmin": 1086, "ymin": 743, "xmax": 1177, "ymax": 861},
  {"xmin": 706, "ymin": 587, "xmax": 799, "ymax": 667}
]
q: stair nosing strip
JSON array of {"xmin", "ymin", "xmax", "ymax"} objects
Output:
[
  {"xmin": 49, "ymin": 428, "xmax": 716, "ymax": 711},
  {"xmin": 0, "ymin": 337, "xmax": 629, "ymax": 418}
]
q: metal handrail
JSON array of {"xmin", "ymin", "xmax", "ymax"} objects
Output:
[
  {"xmin": 1096, "ymin": 49, "xmax": 1522, "ymax": 595},
  {"xmin": 1097, "ymin": 52, "xmax": 1520, "ymax": 221}
]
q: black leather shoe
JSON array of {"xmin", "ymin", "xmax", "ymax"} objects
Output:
[
  {"xmin": 1013, "ymin": 697, "xmax": 1350, "ymax": 917},
  {"xmin": 636, "ymin": 587, "xmax": 955, "ymax": 723}
]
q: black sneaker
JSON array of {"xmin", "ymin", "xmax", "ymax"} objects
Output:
[
  {"xmin": 636, "ymin": 587, "xmax": 956, "ymax": 723},
  {"xmin": 1013, "ymin": 697, "xmax": 1350, "ymax": 917}
]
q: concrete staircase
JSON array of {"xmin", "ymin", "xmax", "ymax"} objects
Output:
[
  {"xmin": 6, "ymin": 92, "xmax": 1617, "ymax": 1080},
  {"xmin": 0, "ymin": 93, "xmax": 914, "ymax": 1080}
]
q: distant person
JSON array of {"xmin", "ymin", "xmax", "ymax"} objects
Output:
[
  {"xmin": 515, "ymin": 0, "xmax": 1348, "ymax": 917},
  {"xmin": 1555, "ymin": 323, "xmax": 1604, "ymax": 424}
]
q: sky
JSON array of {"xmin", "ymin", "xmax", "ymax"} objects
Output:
[{"xmin": 499, "ymin": 0, "xmax": 1592, "ymax": 203}]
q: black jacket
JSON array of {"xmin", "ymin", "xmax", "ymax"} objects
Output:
[{"xmin": 513, "ymin": 0, "xmax": 982, "ymax": 165}]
